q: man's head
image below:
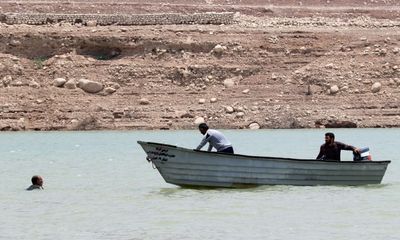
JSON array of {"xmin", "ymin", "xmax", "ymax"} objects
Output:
[
  {"xmin": 198, "ymin": 123, "xmax": 209, "ymax": 135},
  {"xmin": 31, "ymin": 175, "xmax": 43, "ymax": 186},
  {"xmin": 325, "ymin": 132, "xmax": 335, "ymax": 144}
]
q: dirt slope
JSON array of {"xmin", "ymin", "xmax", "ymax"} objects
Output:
[{"xmin": 0, "ymin": 1, "xmax": 399, "ymax": 130}]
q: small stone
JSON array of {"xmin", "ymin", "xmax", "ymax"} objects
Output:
[
  {"xmin": 242, "ymin": 89, "xmax": 250, "ymax": 94},
  {"xmin": 212, "ymin": 44, "xmax": 226, "ymax": 54},
  {"xmin": 194, "ymin": 117, "xmax": 205, "ymax": 125},
  {"xmin": 210, "ymin": 98, "xmax": 217, "ymax": 103},
  {"xmin": 225, "ymin": 106, "xmax": 234, "ymax": 113},
  {"xmin": 64, "ymin": 79, "xmax": 76, "ymax": 89},
  {"xmin": 198, "ymin": 98, "xmax": 206, "ymax": 104},
  {"xmin": 223, "ymin": 78, "xmax": 235, "ymax": 88},
  {"xmin": 330, "ymin": 85, "xmax": 339, "ymax": 95},
  {"xmin": 54, "ymin": 78, "xmax": 66, "ymax": 87},
  {"xmin": 371, "ymin": 82, "xmax": 382, "ymax": 93},
  {"xmin": 236, "ymin": 112, "xmax": 245, "ymax": 118},
  {"xmin": 86, "ymin": 20, "xmax": 97, "ymax": 27},
  {"xmin": 139, "ymin": 98, "xmax": 150, "ymax": 105},
  {"xmin": 104, "ymin": 87, "xmax": 116, "ymax": 94}
]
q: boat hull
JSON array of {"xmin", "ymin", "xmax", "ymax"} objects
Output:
[{"xmin": 138, "ymin": 141, "xmax": 390, "ymax": 187}]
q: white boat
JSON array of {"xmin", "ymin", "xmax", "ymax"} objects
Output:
[{"xmin": 138, "ymin": 141, "xmax": 391, "ymax": 187}]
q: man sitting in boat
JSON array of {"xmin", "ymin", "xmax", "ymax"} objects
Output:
[
  {"xmin": 196, "ymin": 123, "xmax": 234, "ymax": 154},
  {"xmin": 316, "ymin": 132, "xmax": 359, "ymax": 161}
]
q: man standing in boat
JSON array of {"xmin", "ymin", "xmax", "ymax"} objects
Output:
[
  {"xmin": 316, "ymin": 132, "xmax": 359, "ymax": 161},
  {"xmin": 196, "ymin": 123, "xmax": 234, "ymax": 154}
]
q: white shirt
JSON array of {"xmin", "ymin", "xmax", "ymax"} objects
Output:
[{"xmin": 196, "ymin": 129, "xmax": 232, "ymax": 152}]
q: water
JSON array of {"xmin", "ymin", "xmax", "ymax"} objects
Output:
[{"xmin": 0, "ymin": 129, "xmax": 399, "ymax": 240}]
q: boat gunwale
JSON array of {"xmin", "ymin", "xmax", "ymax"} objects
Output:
[{"xmin": 137, "ymin": 141, "xmax": 391, "ymax": 164}]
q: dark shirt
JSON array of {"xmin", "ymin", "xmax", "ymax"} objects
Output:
[
  {"xmin": 316, "ymin": 141, "xmax": 355, "ymax": 161},
  {"xmin": 26, "ymin": 185, "xmax": 43, "ymax": 191}
]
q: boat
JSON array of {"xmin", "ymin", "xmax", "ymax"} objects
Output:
[{"xmin": 138, "ymin": 141, "xmax": 391, "ymax": 188}]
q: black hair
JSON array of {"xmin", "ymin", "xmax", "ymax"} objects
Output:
[
  {"xmin": 325, "ymin": 132, "xmax": 335, "ymax": 139},
  {"xmin": 198, "ymin": 123, "xmax": 209, "ymax": 130},
  {"xmin": 31, "ymin": 175, "xmax": 40, "ymax": 185}
]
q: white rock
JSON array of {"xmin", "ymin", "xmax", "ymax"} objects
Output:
[
  {"xmin": 54, "ymin": 78, "xmax": 66, "ymax": 87},
  {"xmin": 236, "ymin": 112, "xmax": 245, "ymax": 118},
  {"xmin": 107, "ymin": 82, "xmax": 121, "ymax": 89},
  {"xmin": 371, "ymin": 82, "xmax": 382, "ymax": 93},
  {"xmin": 104, "ymin": 87, "xmax": 116, "ymax": 94},
  {"xmin": 330, "ymin": 85, "xmax": 339, "ymax": 95},
  {"xmin": 212, "ymin": 44, "xmax": 226, "ymax": 54},
  {"xmin": 225, "ymin": 106, "xmax": 234, "ymax": 113},
  {"xmin": 198, "ymin": 98, "xmax": 206, "ymax": 104},
  {"xmin": 194, "ymin": 117, "xmax": 205, "ymax": 125},
  {"xmin": 10, "ymin": 40, "xmax": 21, "ymax": 46},
  {"xmin": 210, "ymin": 98, "xmax": 217, "ymax": 103},
  {"xmin": 223, "ymin": 78, "xmax": 235, "ymax": 88},
  {"xmin": 242, "ymin": 89, "xmax": 250, "ymax": 94},
  {"xmin": 249, "ymin": 122, "xmax": 260, "ymax": 130},
  {"xmin": 78, "ymin": 79, "xmax": 103, "ymax": 93},
  {"xmin": 86, "ymin": 20, "xmax": 97, "ymax": 27},
  {"xmin": 64, "ymin": 79, "xmax": 76, "ymax": 89}
]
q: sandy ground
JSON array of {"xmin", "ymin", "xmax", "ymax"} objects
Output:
[{"xmin": 0, "ymin": 0, "xmax": 399, "ymax": 130}]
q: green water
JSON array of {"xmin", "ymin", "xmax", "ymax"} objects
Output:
[{"xmin": 0, "ymin": 129, "xmax": 399, "ymax": 239}]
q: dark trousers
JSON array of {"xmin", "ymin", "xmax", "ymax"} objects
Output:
[{"xmin": 219, "ymin": 146, "xmax": 234, "ymax": 154}]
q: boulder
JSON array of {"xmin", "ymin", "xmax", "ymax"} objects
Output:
[
  {"xmin": 324, "ymin": 120, "xmax": 357, "ymax": 128},
  {"xmin": 139, "ymin": 98, "xmax": 150, "ymax": 105},
  {"xmin": 236, "ymin": 112, "xmax": 245, "ymax": 118},
  {"xmin": 225, "ymin": 106, "xmax": 234, "ymax": 113},
  {"xmin": 223, "ymin": 78, "xmax": 235, "ymax": 88},
  {"xmin": 371, "ymin": 82, "xmax": 381, "ymax": 93},
  {"xmin": 212, "ymin": 44, "xmax": 226, "ymax": 54},
  {"xmin": 78, "ymin": 79, "xmax": 103, "ymax": 93},
  {"xmin": 86, "ymin": 20, "xmax": 97, "ymax": 27},
  {"xmin": 330, "ymin": 85, "xmax": 339, "ymax": 95},
  {"xmin": 64, "ymin": 79, "xmax": 76, "ymax": 89},
  {"xmin": 249, "ymin": 122, "xmax": 260, "ymax": 129},
  {"xmin": 54, "ymin": 78, "xmax": 66, "ymax": 87}
]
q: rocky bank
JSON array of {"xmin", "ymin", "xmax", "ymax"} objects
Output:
[{"xmin": 0, "ymin": 0, "xmax": 399, "ymax": 130}]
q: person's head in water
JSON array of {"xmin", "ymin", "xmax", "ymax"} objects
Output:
[
  {"xmin": 325, "ymin": 132, "xmax": 335, "ymax": 144},
  {"xmin": 198, "ymin": 123, "xmax": 209, "ymax": 135},
  {"xmin": 27, "ymin": 175, "xmax": 44, "ymax": 190},
  {"xmin": 31, "ymin": 175, "xmax": 43, "ymax": 187}
]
